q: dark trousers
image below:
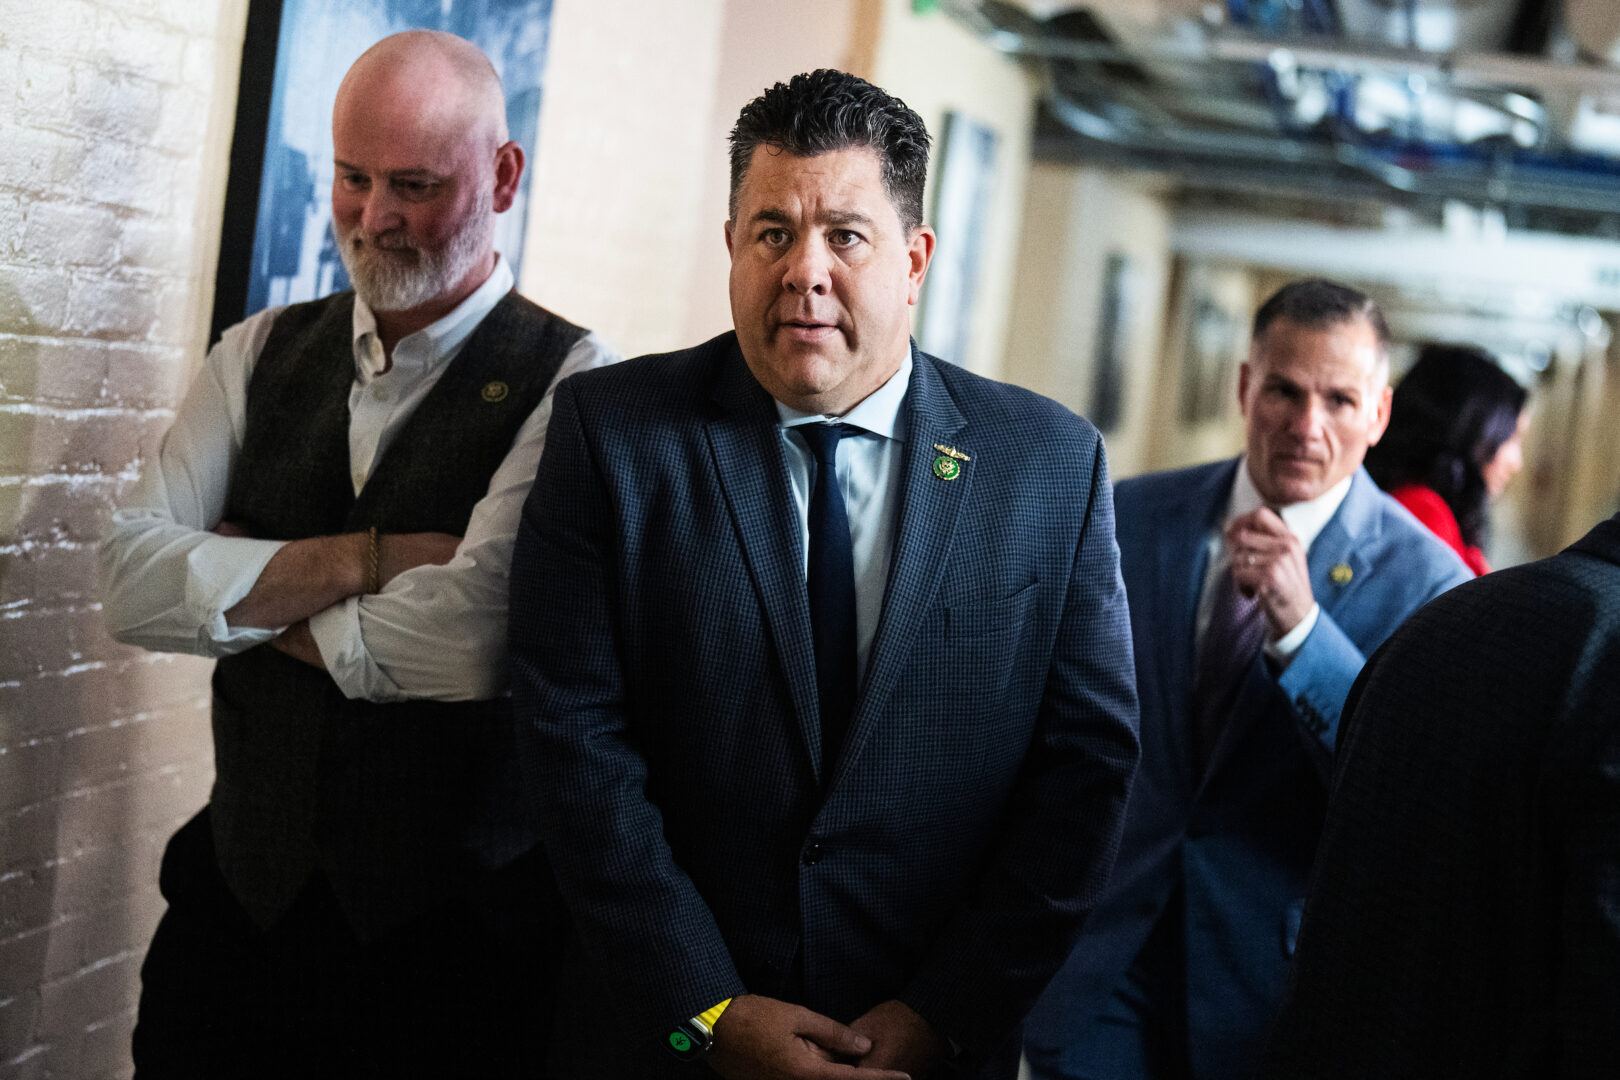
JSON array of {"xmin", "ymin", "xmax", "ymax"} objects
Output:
[
  {"xmin": 133, "ymin": 809, "xmax": 560, "ymax": 1079},
  {"xmin": 1026, "ymin": 891, "xmax": 1191, "ymax": 1080}
]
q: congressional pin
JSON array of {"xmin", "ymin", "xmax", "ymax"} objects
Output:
[
  {"xmin": 1329, "ymin": 563, "xmax": 1353, "ymax": 585},
  {"xmin": 481, "ymin": 380, "xmax": 509, "ymax": 403},
  {"xmin": 933, "ymin": 443, "xmax": 971, "ymax": 462},
  {"xmin": 933, "ymin": 455, "xmax": 961, "ymax": 481}
]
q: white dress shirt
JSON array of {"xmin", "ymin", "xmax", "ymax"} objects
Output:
[
  {"xmin": 100, "ymin": 256, "xmax": 621, "ymax": 702},
  {"xmin": 1195, "ymin": 457, "xmax": 1353, "ymax": 665},
  {"xmin": 774, "ymin": 352, "xmax": 911, "ymax": 680}
]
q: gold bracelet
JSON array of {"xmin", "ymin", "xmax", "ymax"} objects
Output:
[{"xmin": 365, "ymin": 526, "xmax": 381, "ymax": 594}]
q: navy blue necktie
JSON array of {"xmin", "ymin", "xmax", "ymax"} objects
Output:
[{"xmin": 800, "ymin": 422, "xmax": 857, "ymax": 779}]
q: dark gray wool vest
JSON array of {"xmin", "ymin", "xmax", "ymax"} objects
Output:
[{"xmin": 210, "ymin": 289, "xmax": 584, "ymax": 939}]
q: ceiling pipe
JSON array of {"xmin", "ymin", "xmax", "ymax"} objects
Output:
[
  {"xmin": 939, "ymin": 3, "xmax": 1620, "ymax": 96},
  {"xmin": 941, "ymin": 0, "xmax": 1620, "ymax": 216},
  {"xmin": 1037, "ymin": 114, "xmax": 1620, "ymax": 216},
  {"xmin": 1042, "ymin": 79, "xmax": 1423, "ymax": 189}
]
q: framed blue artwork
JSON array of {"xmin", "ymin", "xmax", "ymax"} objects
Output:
[{"xmin": 211, "ymin": 0, "xmax": 554, "ymax": 343}]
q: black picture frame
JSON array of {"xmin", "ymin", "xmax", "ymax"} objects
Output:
[
  {"xmin": 1090, "ymin": 252, "xmax": 1131, "ymax": 432},
  {"xmin": 1180, "ymin": 290, "xmax": 1241, "ymax": 424},
  {"xmin": 211, "ymin": 0, "xmax": 285, "ymax": 346}
]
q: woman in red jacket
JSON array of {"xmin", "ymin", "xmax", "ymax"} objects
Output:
[{"xmin": 1366, "ymin": 343, "xmax": 1530, "ymax": 575}]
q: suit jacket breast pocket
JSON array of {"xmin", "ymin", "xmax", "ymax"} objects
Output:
[
  {"xmin": 945, "ymin": 579, "xmax": 1039, "ymax": 642},
  {"xmin": 922, "ymin": 581, "xmax": 1042, "ymax": 752}
]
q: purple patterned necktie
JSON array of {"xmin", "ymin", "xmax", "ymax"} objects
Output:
[{"xmin": 1192, "ymin": 561, "xmax": 1268, "ymax": 773}]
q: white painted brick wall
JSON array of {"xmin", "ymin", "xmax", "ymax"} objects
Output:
[{"xmin": 0, "ymin": 1, "xmax": 246, "ymax": 1076}]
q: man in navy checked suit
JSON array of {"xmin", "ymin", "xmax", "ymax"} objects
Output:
[{"xmin": 510, "ymin": 70, "xmax": 1140, "ymax": 1080}]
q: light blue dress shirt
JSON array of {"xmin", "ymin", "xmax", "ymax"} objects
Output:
[{"xmin": 773, "ymin": 353, "xmax": 912, "ymax": 683}]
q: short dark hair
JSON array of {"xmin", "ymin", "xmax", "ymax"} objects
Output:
[
  {"xmin": 1252, "ymin": 278, "xmax": 1391, "ymax": 353},
  {"xmin": 728, "ymin": 69, "xmax": 932, "ymax": 234},
  {"xmin": 1365, "ymin": 343, "xmax": 1528, "ymax": 548}
]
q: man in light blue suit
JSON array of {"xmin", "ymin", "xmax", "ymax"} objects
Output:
[{"xmin": 1024, "ymin": 279, "xmax": 1472, "ymax": 1080}]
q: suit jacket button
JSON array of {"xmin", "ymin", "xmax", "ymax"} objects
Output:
[{"xmin": 802, "ymin": 842, "xmax": 825, "ymax": 866}]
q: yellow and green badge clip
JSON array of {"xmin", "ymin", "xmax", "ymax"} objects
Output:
[{"xmin": 932, "ymin": 443, "xmax": 970, "ymax": 480}]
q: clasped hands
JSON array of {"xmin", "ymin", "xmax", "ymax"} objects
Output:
[
  {"xmin": 1225, "ymin": 507, "xmax": 1314, "ymax": 641},
  {"xmin": 708, "ymin": 995, "xmax": 945, "ymax": 1080}
]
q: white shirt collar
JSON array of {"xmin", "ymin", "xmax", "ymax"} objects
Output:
[
  {"xmin": 773, "ymin": 349, "xmax": 912, "ymax": 442},
  {"xmin": 350, "ymin": 254, "xmax": 514, "ymax": 380},
  {"xmin": 1226, "ymin": 455, "xmax": 1353, "ymax": 553}
]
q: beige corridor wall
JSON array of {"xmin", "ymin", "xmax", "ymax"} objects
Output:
[
  {"xmin": 0, "ymin": 1, "xmax": 249, "ymax": 1075},
  {"xmin": 871, "ymin": 0, "xmax": 1036, "ymax": 380},
  {"xmin": 1003, "ymin": 164, "xmax": 1175, "ymax": 479},
  {"xmin": 517, "ymin": 0, "xmax": 727, "ymax": 358},
  {"xmin": 680, "ymin": 2, "xmax": 862, "ymax": 344}
]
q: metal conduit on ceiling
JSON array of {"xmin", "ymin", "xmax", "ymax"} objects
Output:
[{"xmin": 941, "ymin": 0, "xmax": 1620, "ymax": 234}]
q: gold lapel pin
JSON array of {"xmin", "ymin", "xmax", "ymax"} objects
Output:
[
  {"xmin": 481, "ymin": 380, "xmax": 509, "ymax": 403},
  {"xmin": 1329, "ymin": 563, "xmax": 1353, "ymax": 585},
  {"xmin": 933, "ymin": 444, "xmax": 970, "ymax": 461},
  {"xmin": 933, "ymin": 455, "xmax": 961, "ymax": 480}
]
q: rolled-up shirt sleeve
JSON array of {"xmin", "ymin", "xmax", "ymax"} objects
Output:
[
  {"xmin": 307, "ymin": 332, "xmax": 622, "ymax": 702},
  {"xmin": 100, "ymin": 308, "xmax": 290, "ymax": 656}
]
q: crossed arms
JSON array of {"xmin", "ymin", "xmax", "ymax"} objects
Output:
[{"xmin": 100, "ymin": 305, "xmax": 614, "ymax": 701}]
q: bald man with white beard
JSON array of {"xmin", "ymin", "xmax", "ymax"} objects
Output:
[{"xmin": 101, "ymin": 32, "xmax": 619, "ymax": 1076}]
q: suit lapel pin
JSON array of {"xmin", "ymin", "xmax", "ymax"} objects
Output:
[
  {"xmin": 932, "ymin": 443, "xmax": 969, "ymax": 481},
  {"xmin": 1329, "ymin": 563, "xmax": 1353, "ymax": 585},
  {"xmin": 481, "ymin": 380, "xmax": 509, "ymax": 403}
]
